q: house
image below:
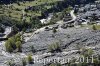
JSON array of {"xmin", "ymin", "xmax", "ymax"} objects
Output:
[
  {"xmin": 40, "ymin": 19, "xmax": 47, "ymax": 24},
  {"xmin": 96, "ymin": 21, "xmax": 100, "ymax": 25},
  {"xmin": 63, "ymin": 13, "xmax": 71, "ymax": 22},
  {"xmin": 79, "ymin": 7, "xmax": 85, "ymax": 13}
]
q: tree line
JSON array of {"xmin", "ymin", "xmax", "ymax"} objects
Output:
[{"xmin": 0, "ymin": 0, "xmax": 96, "ymax": 4}]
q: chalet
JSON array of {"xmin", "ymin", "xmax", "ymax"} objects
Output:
[
  {"xmin": 63, "ymin": 13, "xmax": 71, "ymax": 22},
  {"xmin": 95, "ymin": 1, "xmax": 100, "ymax": 9},
  {"xmin": 84, "ymin": 4, "xmax": 91, "ymax": 11},
  {"xmin": 78, "ymin": 7, "xmax": 85, "ymax": 13}
]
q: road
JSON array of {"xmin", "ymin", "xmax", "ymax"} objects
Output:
[
  {"xmin": 70, "ymin": 10, "xmax": 76, "ymax": 21},
  {"xmin": 25, "ymin": 27, "xmax": 46, "ymax": 42},
  {"xmin": 67, "ymin": 10, "xmax": 76, "ymax": 23},
  {"xmin": 3, "ymin": 27, "xmax": 12, "ymax": 38},
  {"xmin": 25, "ymin": 10, "xmax": 77, "ymax": 42}
]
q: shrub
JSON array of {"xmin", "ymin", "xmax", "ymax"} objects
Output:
[
  {"xmin": 49, "ymin": 63, "xmax": 62, "ymax": 66},
  {"xmin": 5, "ymin": 37, "xmax": 16, "ymax": 53},
  {"xmin": 22, "ymin": 58, "xmax": 27, "ymax": 66},
  {"xmin": 27, "ymin": 54, "xmax": 33, "ymax": 64},
  {"xmin": 16, "ymin": 8, "xmax": 21, "ymax": 11},
  {"xmin": 5, "ymin": 41, "xmax": 13, "ymax": 53},
  {"xmin": 8, "ymin": 37, "xmax": 16, "ymax": 49},
  {"xmin": 31, "ymin": 45, "xmax": 35, "ymax": 53},
  {"xmin": 48, "ymin": 42, "xmax": 61, "ymax": 53},
  {"xmin": 92, "ymin": 25, "xmax": 97, "ymax": 30},
  {"xmin": 88, "ymin": 48, "xmax": 93, "ymax": 56},
  {"xmin": 93, "ymin": 58, "xmax": 99, "ymax": 65},
  {"xmin": 15, "ymin": 33, "xmax": 21, "ymax": 41},
  {"xmin": 15, "ymin": 41, "xmax": 22, "ymax": 52},
  {"xmin": 17, "ymin": 2, "xmax": 20, "ymax": 6},
  {"xmin": 80, "ymin": 48, "xmax": 93, "ymax": 57},
  {"xmin": 77, "ymin": 63, "xmax": 83, "ymax": 66},
  {"xmin": 70, "ymin": 63, "xmax": 77, "ymax": 66},
  {"xmin": 52, "ymin": 28, "xmax": 57, "ymax": 34},
  {"xmin": 5, "ymin": 33, "xmax": 22, "ymax": 53}
]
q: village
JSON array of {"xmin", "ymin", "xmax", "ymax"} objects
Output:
[{"xmin": 75, "ymin": 1, "xmax": 100, "ymax": 25}]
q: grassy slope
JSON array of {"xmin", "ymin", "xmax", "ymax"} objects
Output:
[
  {"xmin": 93, "ymin": 24, "xmax": 100, "ymax": 30},
  {"xmin": 81, "ymin": 24, "xmax": 100, "ymax": 30},
  {"xmin": 0, "ymin": 0, "xmax": 62, "ymax": 22}
]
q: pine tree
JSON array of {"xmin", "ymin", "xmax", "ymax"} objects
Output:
[{"xmin": 92, "ymin": 25, "xmax": 97, "ymax": 30}]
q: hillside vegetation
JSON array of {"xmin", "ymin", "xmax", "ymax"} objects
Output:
[
  {"xmin": 0, "ymin": 0, "xmax": 96, "ymax": 22},
  {"xmin": 0, "ymin": 0, "xmax": 62, "ymax": 22}
]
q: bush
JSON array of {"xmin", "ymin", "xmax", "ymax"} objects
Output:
[
  {"xmin": 70, "ymin": 63, "xmax": 77, "ymax": 66},
  {"xmin": 22, "ymin": 58, "xmax": 27, "ymax": 66},
  {"xmin": 5, "ymin": 41, "xmax": 13, "ymax": 53},
  {"xmin": 48, "ymin": 42, "xmax": 61, "ymax": 53},
  {"xmin": 49, "ymin": 63, "xmax": 62, "ymax": 66},
  {"xmin": 15, "ymin": 33, "xmax": 21, "ymax": 41},
  {"xmin": 5, "ymin": 33, "xmax": 22, "ymax": 53},
  {"xmin": 52, "ymin": 28, "xmax": 57, "ymax": 34},
  {"xmin": 30, "ymin": 17, "xmax": 42, "ymax": 29},
  {"xmin": 8, "ymin": 37, "xmax": 16, "ymax": 49},
  {"xmin": 93, "ymin": 58, "xmax": 99, "ymax": 65},
  {"xmin": 92, "ymin": 25, "xmax": 97, "ymax": 30},
  {"xmin": 15, "ymin": 41, "xmax": 22, "ymax": 52},
  {"xmin": 5, "ymin": 37, "xmax": 16, "ymax": 53},
  {"xmin": 16, "ymin": 8, "xmax": 21, "ymax": 11},
  {"xmin": 27, "ymin": 54, "xmax": 33, "ymax": 64},
  {"xmin": 88, "ymin": 48, "xmax": 93, "ymax": 56},
  {"xmin": 31, "ymin": 45, "xmax": 35, "ymax": 53},
  {"xmin": 80, "ymin": 48, "xmax": 93, "ymax": 57},
  {"xmin": 17, "ymin": 2, "xmax": 20, "ymax": 6}
]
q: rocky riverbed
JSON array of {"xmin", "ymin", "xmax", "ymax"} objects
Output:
[
  {"xmin": 0, "ymin": 24, "xmax": 100, "ymax": 66},
  {"xmin": 21, "ymin": 25, "xmax": 100, "ymax": 66}
]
